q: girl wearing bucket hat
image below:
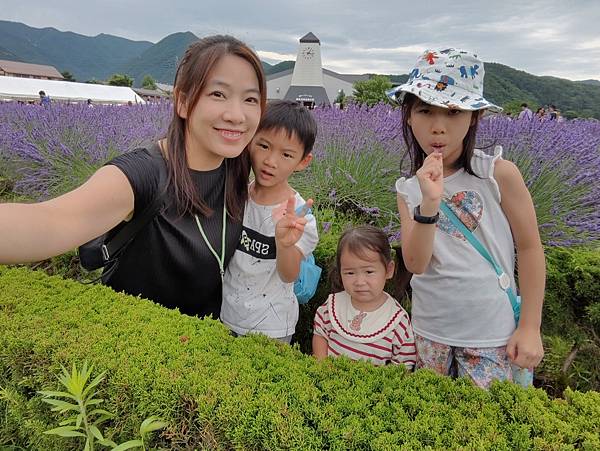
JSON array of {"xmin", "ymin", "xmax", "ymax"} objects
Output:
[{"xmin": 392, "ymin": 49, "xmax": 545, "ymax": 389}]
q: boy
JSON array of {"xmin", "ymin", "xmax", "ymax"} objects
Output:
[{"xmin": 220, "ymin": 100, "xmax": 319, "ymax": 343}]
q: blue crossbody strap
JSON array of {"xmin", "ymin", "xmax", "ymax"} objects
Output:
[
  {"xmin": 294, "ymin": 204, "xmax": 313, "ymax": 262},
  {"xmin": 295, "ymin": 204, "xmax": 312, "ymax": 217},
  {"xmin": 439, "ymin": 201, "xmax": 520, "ymax": 322}
]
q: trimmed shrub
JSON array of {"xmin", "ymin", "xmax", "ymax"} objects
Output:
[
  {"xmin": 1, "ymin": 267, "xmax": 599, "ymax": 450},
  {"xmin": 537, "ymin": 247, "xmax": 600, "ymax": 394}
]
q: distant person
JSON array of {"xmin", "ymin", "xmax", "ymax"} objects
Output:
[
  {"xmin": 220, "ymin": 100, "xmax": 319, "ymax": 343},
  {"xmin": 87, "ymin": 99, "xmax": 94, "ymax": 108},
  {"xmin": 0, "ymin": 35, "xmax": 267, "ymax": 319},
  {"xmin": 38, "ymin": 90, "xmax": 50, "ymax": 106},
  {"xmin": 535, "ymin": 107, "xmax": 545, "ymax": 119},
  {"xmin": 548, "ymin": 104, "xmax": 558, "ymax": 120},
  {"xmin": 517, "ymin": 103, "xmax": 533, "ymax": 120}
]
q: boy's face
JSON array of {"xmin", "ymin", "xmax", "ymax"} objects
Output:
[{"xmin": 249, "ymin": 128, "xmax": 312, "ymax": 190}]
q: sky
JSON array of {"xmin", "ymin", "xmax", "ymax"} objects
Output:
[{"xmin": 2, "ymin": 0, "xmax": 599, "ymax": 81}]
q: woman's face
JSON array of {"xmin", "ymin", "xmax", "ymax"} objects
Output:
[{"xmin": 177, "ymin": 54, "xmax": 261, "ymax": 170}]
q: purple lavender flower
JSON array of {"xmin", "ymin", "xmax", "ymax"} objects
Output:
[
  {"xmin": 2, "ymin": 101, "xmax": 599, "ymax": 246},
  {"xmin": 0, "ymin": 102, "xmax": 171, "ymax": 200}
]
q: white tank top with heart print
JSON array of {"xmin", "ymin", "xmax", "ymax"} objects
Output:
[{"xmin": 396, "ymin": 146, "xmax": 516, "ymax": 347}]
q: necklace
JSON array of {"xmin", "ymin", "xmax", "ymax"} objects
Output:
[{"xmin": 194, "ymin": 179, "xmax": 227, "ymax": 282}]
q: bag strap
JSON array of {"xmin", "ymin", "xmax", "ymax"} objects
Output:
[
  {"xmin": 294, "ymin": 203, "xmax": 313, "ymax": 262},
  {"xmin": 439, "ymin": 201, "xmax": 520, "ymax": 320},
  {"xmin": 102, "ymin": 143, "xmax": 169, "ymax": 262}
]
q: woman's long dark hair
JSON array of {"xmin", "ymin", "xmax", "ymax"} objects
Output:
[
  {"xmin": 165, "ymin": 35, "xmax": 266, "ymax": 219},
  {"xmin": 400, "ymin": 93, "xmax": 480, "ymax": 177}
]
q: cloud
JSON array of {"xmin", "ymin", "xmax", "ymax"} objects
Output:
[
  {"xmin": 2, "ymin": 0, "xmax": 600, "ymax": 80},
  {"xmin": 256, "ymin": 50, "xmax": 297, "ymax": 63}
]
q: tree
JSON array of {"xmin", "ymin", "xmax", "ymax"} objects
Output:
[
  {"xmin": 108, "ymin": 74, "xmax": 134, "ymax": 87},
  {"xmin": 141, "ymin": 75, "xmax": 157, "ymax": 90},
  {"xmin": 353, "ymin": 76, "xmax": 393, "ymax": 107},
  {"xmin": 334, "ymin": 89, "xmax": 346, "ymax": 108},
  {"xmin": 61, "ymin": 70, "xmax": 76, "ymax": 82}
]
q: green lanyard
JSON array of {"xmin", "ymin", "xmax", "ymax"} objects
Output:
[{"xmin": 194, "ymin": 195, "xmax": 227, "ymax": 282}]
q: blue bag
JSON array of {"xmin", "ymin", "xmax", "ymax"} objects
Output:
[
  {"xmin": 293, "ymin": 204, "xmax": 322, "ymax": 304},
  {"xmin": 294, "ymin": 253, "xmax": 322, "ymax": 304}
]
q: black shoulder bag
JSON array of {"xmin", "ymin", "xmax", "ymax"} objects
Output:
[{"xmin": 78, "ymin": 144, "xmax": 168, "ymax": 279}]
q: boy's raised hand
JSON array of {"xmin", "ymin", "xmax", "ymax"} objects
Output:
[
  {"xmin": 416, "ymin": 150, "xmax": 444, "ymax": 203},
  {"xmin": 274, "ymin": 196, "xmax": 313, "ymax": 248}
]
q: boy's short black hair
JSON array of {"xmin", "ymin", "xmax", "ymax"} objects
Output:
[{"xmin": 257, "ymin": 100, "xmax": 317, "ymax": 157}]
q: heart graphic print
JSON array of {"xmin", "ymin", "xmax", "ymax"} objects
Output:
[{"xmin": 438, "ymin": 191, "xmax": 483, "ymax": 240}]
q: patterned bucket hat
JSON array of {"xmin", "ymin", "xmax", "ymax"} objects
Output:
[{"xmin": 386, "ymin": 48, "xmax": 502, "ymax": 112}]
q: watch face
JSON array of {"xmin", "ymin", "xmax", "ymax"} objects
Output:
[{"xmin": 302, "ymin": 48, "xmax": 315, "ymax": 59}]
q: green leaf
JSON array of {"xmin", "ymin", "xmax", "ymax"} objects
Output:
[
  {"xmin": 90, "ymin": 425, "xmax": 104, "ymax": 441},
  {"xmin": 59, "ymin": 416, "xmax": 78, "ymax": 426},
  {"xmin": 99, "ymin": 438, "xmax": 118, "ymax": 447},
  {"xmin": 85, "ymin": 398, "xmax": 103, "ymax": 406},
  {"xmin": 82, "ymin": 371, "xmax": 107, "ymax": 399},
  {"xmin": 139, "ymin": 416, "xmax": 167, "ymax": 435},
  {"xmin": 37, "ymin": 390, "xmax": 78, "ymax": 401},
  {"xmin": 94, "ymin": 414, "xmax": 114, "ymax": 426},
  {"xmin": 41, "ymin": 398, "xmax": 80, "ymax": 412},
  {"xmin": 111, "ymin": 439, "xmax": 143, "ymax": 451},
  {"xmin": 44, "ymin": 425, "xmax": 86, "ymax": 437},
  {"xmin": 89, "ymin": 408, "xmax": 114, "ymax": 418}
]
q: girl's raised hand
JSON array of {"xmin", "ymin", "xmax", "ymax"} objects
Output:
[
  {"xmin": 274, "ymin": 197, "xmax": 313, "ymax": 248},
  {"xmin": 416, "ymin": 151, "xmax": 444, "ymax": 203}
]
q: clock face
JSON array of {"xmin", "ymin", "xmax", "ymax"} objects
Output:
[{"xmin": 301, "ymin": 48, "xmax": 315, "ymax": 59}]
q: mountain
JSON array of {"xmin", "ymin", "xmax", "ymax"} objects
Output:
[
  {"xmin": 483, "ymin": 63, "xmax": 600, "ymax": 118},
  {"xmin": 2, "ymin": 21, "xmax": 599, "ymax": 117},
  {"xmin": 262, "ymin": 61, "xmax": 273, "ymax": 72},
  {"xmin": 267, "ymin": 61, "xmax": 600, "ymax": 118},
  {"xmin": 0, "ymin": 44, "xmax": 19, "ymax": 60},
  {"xmin": 0, "ymin": 20, "xmax": 152, "ymax": 82},
  {"xmin": 264, "ymin": 61, "xmax": 295, "ymax": 75},
  {"xmin": 577, "ymin": 79, "xmax": 600, "ymax": 87},
  {"xmin": 119, "ymin": 32, "xmax": 199, "ymax": 86}
]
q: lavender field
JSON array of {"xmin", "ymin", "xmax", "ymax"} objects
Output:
[{"xmin": 1, "ymin": 101, "xmax": 599, "ymax": 247}]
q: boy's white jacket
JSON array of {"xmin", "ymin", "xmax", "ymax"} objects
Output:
[{"xmin": 221, "ymin": 191, "xmax": 318, "ymax": 338}]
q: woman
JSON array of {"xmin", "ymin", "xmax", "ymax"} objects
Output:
[{"xmin": 0, "ymin": 35, "xmax": 266, "ymax": 318}]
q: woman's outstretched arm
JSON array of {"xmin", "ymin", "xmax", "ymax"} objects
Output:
[{"xmin": 0, "ymin": 165, "xmax": 134, "ymax": 264}]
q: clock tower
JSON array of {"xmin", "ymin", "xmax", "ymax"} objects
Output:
[{"xmin": 284, "ymin": 32, "xmax": 330, "ymax": 107}]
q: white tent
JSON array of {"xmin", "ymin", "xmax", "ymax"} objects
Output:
[{"xmin": 0, "ymin": 76, "xmax": 145, "ymax": 104}]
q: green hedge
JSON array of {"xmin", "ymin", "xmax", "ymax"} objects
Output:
[
  {"xmin": 537, "ymin": 247, "xmax": 600, "ymax": 394},
  {"xmin": 298, "ymin": 233, "xmax": 600, "ymax": 394},
  {"xmin": 1, "ymin": 267, "xmax": 599, "ymax": 450},
  {"xmin": 14, "ymin": 227, "xmax": 600, "ymax": 397}
]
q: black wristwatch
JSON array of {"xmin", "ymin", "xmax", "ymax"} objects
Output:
[{"xmin": 413, "ymin": 205, "xmax": 439, "ymax": 224}]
